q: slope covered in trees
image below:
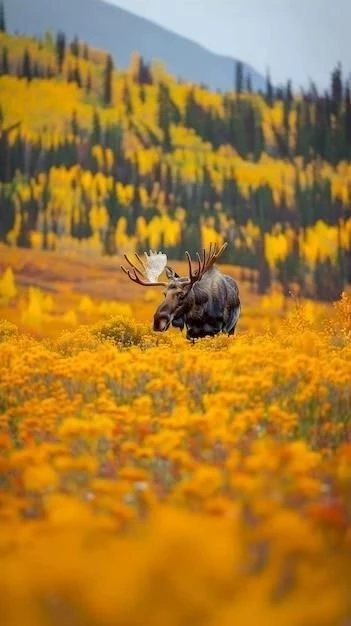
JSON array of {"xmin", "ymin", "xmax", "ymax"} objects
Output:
[{"xmin": 0, "ymin": 18, "xmax": 351, "ymax": 301}]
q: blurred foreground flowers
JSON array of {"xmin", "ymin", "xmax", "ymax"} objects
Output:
[{"xmin": 1, "ymin": 296, "xmax": 351, "ymax": 625}]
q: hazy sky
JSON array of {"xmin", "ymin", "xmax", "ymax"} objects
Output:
[{"xmin": 107, "ymin": 0, "xmax": 350, "ymax": 88}]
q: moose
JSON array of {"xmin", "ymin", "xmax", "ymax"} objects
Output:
[{"xmin": 121, "ymin": 242, "xmax": 241, "ymax": 341}]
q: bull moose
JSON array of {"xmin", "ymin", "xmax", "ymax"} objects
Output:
[{"xmin": 121, "ymin": 242, "xmax": 241, "ymax": 341}]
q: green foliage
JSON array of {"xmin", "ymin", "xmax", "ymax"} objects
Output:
[
  {"xmin": 92, "ymin": 316, "xmax": 147, "ymax": 348},
  {"xmin": 92, "ymin": 316, "xmax": 171, "ymax": 349},
  {"xmin": 0, "ymin": 320, "xmax": 18, "ymax": 343}
]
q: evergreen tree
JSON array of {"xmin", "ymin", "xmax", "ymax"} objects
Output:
[
  {"xmin": 283, "ymin": 80, "xmax": 293, "ymax": 135},
  {"xmin": 91, "ymin": 110, "xmax": 102, "ymax": 145},
  {"xmin": 0, "ymin": 187, "xmax": 15, "ymax": 242},
  {"xmin": 312, "ymin": 98, "xmax": 327, "ymax": 159},
  {"xmin": 0, "ymin": 1, "xmax": 6, "ymax": 33},
  {"xmin": 276, "ymin": 229, "xmax": 305, "ymax": 298},
  {"xmin": 122, "ymin": 80, "xmax": 132, "ymax": 114},
  {"xmin": 158, "ymin": 82, "xmax": 180, "ymax": 151},
  {"xmin": 21, "ymin": 49, "xmax": 32, "ymax": 80},
  {"xmin": 70, "ymin": 36, "xmax": 79, "ymax": 57},
  {"xmin": 257, "ymin": 252, "xmax": 271, "ymax": 294},
  {"xmin": 32, "ymin": 61, "xmax": 40, "ymax": 79},
  {"xmin": 67, "ymin": 64, "xmax": 74, "ymax": 83},
  {"xmin": 72, "ymin": 63, "xmax": 82, "ymax": 88},
  {"xmin": 235, "ymin": 61, "xmax": 243, "ymax": 95},
  {"xmin": 71, "ymin": 110, "xmax": 79, "ymax": 136},
  {"xmin": 103, "ymin": 54, "xmax": 114, "ymax": 106},
  {"xmin": 345, "ymin": 87, "xmax": 351, "ymax": 148},
  {"xmin": 253, "ymin": 112, "xmax": 265, "ymax": 160},
  {"xmin": 314, "ymin": 256, "xmax": 343, "ymax": 301},
  {"xmin": 331, "ymin": 63, "xmax": 342, "ymax": 114},
  {"xmin": 265, "ymin": 69, "xmax": 273, "ymax": 106},
  {"xmin": 184, "ymin": 90, "xmax": 198, "ymax": 129},
  {"xmin": 1, "ymin": 46, "xmax": 9, "ymax": 75},
  {"xmin": 244, "ymin": 105, "xmax": 256, "ymax": 156},
  {"xmin": 139, "ymin": 85, "xmax": 146, "ymax": 103},
  {"xmin": 86, "ymin": 70, "xmax": 92, "ymax": 94},
  {"xmin": 285, "ymin": 80, "xmax": 293, "ymax": 106},
  {"xmin": 55, "ymin": 31, "xmax": 66, "ymax": 71},
  {"xmin": 83, "ymin": 43, "xmax": 89, "ymax": 61},
  {"xmin": 0, "ymin": 121, "xmax": 21, "ymax": 182},
  {"xmin": 139, "ymin": 57, "xmax": 152, "ymax": 84}
]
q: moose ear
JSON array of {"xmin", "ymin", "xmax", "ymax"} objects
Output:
[
  {"xmin": 165, "ymin": 266, "xmax": 180, "ymax": 279},
  {"xmin": 193, "ymin": 284, "xmax": 209, "ymax": 306}
]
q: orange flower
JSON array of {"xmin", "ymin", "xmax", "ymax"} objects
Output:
[{"xmin": 23, "ymin": 463, "xmax": 57, "ymax": 492}]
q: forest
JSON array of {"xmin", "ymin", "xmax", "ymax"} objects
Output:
[{"xmin": 0, "ymin": 2, "xmax": 351, "ymax": 301}]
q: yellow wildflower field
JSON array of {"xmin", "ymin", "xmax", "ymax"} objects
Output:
[{"xmin": 0, "ymin": 249, "xmax": 351, "ymax": 626}]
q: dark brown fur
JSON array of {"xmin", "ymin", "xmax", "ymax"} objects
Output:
[{"xmin": 153, "ymin": 266, "xmax": 240, "ymax": 340}]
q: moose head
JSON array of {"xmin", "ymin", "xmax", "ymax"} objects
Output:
[{"xmin": 121, "ymin": 243, "xmax": 228, "ymax": 333}]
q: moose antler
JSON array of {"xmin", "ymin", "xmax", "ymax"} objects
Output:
[
  {"xmin": 185, "ymin": 242, "xmax": 228, "ymax": 285},
  {"xmin": 121, "ymin": 243, "xmax": 228, "ymax": 287},
  {"xmin": 121, "ymin": 250, "xmax": 168, "ymax": 287}
]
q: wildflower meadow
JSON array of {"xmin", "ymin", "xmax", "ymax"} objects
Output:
[{"xmin": 1, "ymin": 253, "xmax": 351, "ymax": 626}]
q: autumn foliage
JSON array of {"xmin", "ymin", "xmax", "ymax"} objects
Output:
[{"xmin": 1, "ymin": 27, "xmax": 351, "ymax": 300}]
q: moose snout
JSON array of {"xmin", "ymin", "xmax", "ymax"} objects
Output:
[
  {"xmin": 153, "ymin": 313, "xmax": 171, "ymax": 332},
  {"xmin": 153, "ymin": 302, "xmax": 172, "ymax": 331}
]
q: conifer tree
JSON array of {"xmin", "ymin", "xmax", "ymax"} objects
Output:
[
  {"xmin": 83, "ymin": 43, "xmax": 89, "ymax": 61},
  {"xmin": 86, "ymin": 70, "xmax": 92, "ymax": 94},
  {"xmin": 122, "ymin": 80, "xmax": 132, "ymax": 114},
  {"xmin": 71, "ymin": 110, "xmax": 79, "ymax": 136},
  {"xmin": 331, "ymin": 63, "xmax": 342, "ymax": 113},
  {"xmin": 55, "ymin": 31, "xmax": 66, "ymax": 71},
  {"xmin": 1, "ymin": 46, "xmax": 9, "ymax": 75},
  {"xmin": 67, "ymin": 63, "xmax": 74, "ymax": 83},
  {"xmin": 0, "ymin": 1, "xmax": 6, "ymax": 33},
  {"xmin": 345, "ymin": 87, "xmax": 351, "ymax": 148},
  {"xmin": 21, "ymin": 49, "xmax": 32, "ymax": 80},
  {"xmin": 73, "ymin": 63, "xmax": 82, "ymax": 88},
  {"xmin": 32, "ymin": 62, "xmax": 40, "ymax": 78},
  {"xmin": 158, "ymin": 82, "xmax": 179, "ymax": 151},
  {"xmin": 70, "ymin": 36, "xmax": 79, "ymax": 57},
  {"xmin": 91, "ymin": 110, "xmax": 102, "ymax": 145},
  {"xmin": 235, "ymin": 61, "xmax": 243, "ymax": 94},
  {"xmin": 103, "ymin": 54, "xmax": 114, "ymax": 106},
  {"xmin": 265, "ymin": 69, "xmax": 273, "ymax": 106}
]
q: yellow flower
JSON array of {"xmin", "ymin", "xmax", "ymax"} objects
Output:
[{"xmin": 23, "ymin": 463, "xmax": 57, "ymax": 492}]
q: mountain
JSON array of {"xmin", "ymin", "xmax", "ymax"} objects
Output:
[{"xmin": 5, "ymin": 0, "xmax": 265, "ymax": 92}]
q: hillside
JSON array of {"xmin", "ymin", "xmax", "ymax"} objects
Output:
[
  {"xmin": 5, "ymin": 0, "xmax": 265, "ymax": 92},
  {"xmin": 0, "ymin": 29, "xmax": 351, "ymax": 302}
]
